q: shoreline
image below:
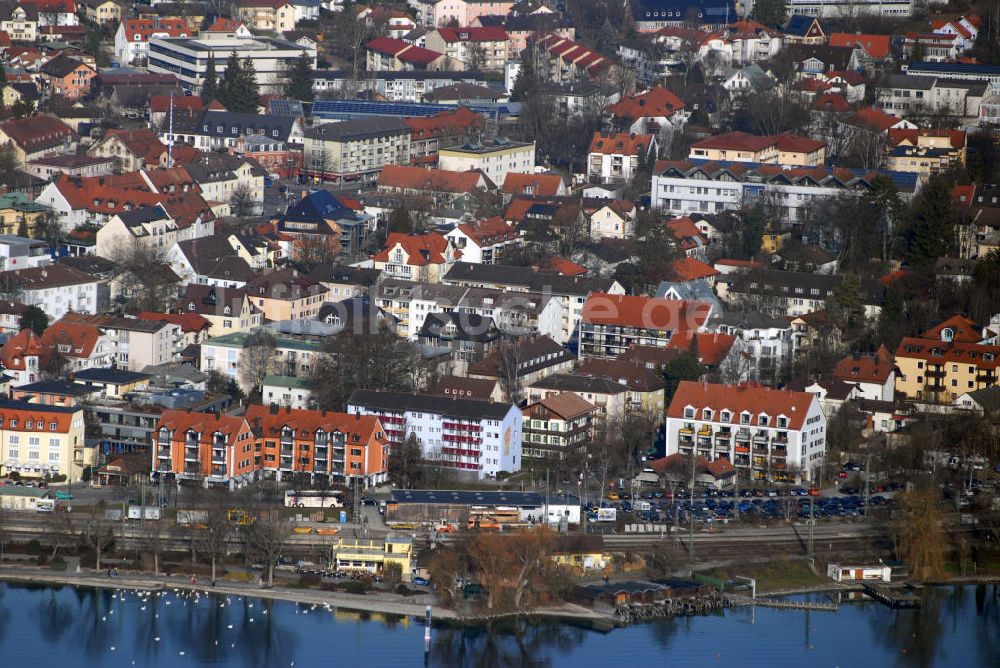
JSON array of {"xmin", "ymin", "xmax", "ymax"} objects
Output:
[{"xmin": 0, "ymin": 567, "xmax": 611, "ymax": 626}]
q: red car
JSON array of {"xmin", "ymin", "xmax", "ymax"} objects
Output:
[{"xmin": 837, "ymin": 471, "xmax": 848, "ymax": 479}]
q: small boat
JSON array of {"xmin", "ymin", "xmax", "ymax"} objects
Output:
[
  {"xmin": 293, "ymin": 527, "xmax": 314, "ymax": 535},
  {"xmin": 316, "ymin": 528, "xmax": 340, "ymax": 536}
]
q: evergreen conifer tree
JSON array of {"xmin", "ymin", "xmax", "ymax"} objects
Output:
[
  {"xmin": 201, "ymin": 55, "xmax": 218, "ymax": 103},
  {"xmin": 285, "ymin": 53, "xmax": 315, "ymax": 102}
]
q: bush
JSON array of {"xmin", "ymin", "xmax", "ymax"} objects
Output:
[
  {"xmin": 395, "ymin": 584, "xmax": 411, "ymax": 596},
  {"xmin": 49, "ymin": 474, "xmax": 67, "ymax": 483},
  {"xmin": 36, "ymin": 554, "xmax": 48, "ymax": 566},
  {"xmin": 382, "ymin": 562, "xmax": 402, "ymax": 587},
  {"xmin": 342, "ymin": 580, "xmax": 368, "ymax": 595},
  {"xmin": 50, "ymin": 557, "xmax": 67, "ymax": 571},
  {"xmin": 26, "ymin": 539, "xmax": 41, "ymax": 556},
  {"xmin": 297, "ymin": 573, "xmax": 322, "ymax": 588},
  {"xmin": 8, "ymin": 472, "xmax": 19, "ymax": 481}
]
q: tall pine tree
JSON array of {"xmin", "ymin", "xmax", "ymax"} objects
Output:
[
  {"xmin": 201, "ymin": 55, "xmax": 218, "ymax": 103},
  {"xmin": 229, "ymin": 57, "xmax": 260, "ymax": 113},
  {"xmin": 217, "ymin": 51, "xmax": 242, "ymax": 109},
  {"xmin": 906, "ymin": 175, "xmax": 953, "ymax": 269},
  {"xmin": 285, "ymin": 53, "xmax": 315, "ymax": 102}
]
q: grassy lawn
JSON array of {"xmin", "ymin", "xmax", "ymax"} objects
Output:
[{"xmin": 700, "ymin": 560, "xmax": 830, "ymax": 593}]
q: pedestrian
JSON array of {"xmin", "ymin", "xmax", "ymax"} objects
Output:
[
  {"xmin": 107, "ymin": 568, "xmax": 112, "ymax": 580},
  {"xmin": 191, "ymin": 574, "xmax": 197, "ymax": 585}
]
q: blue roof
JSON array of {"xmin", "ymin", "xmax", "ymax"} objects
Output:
[
  {"xmin": 785, "ymin": 14, "xmax": 819, "ymax": 37},
  {"xmin": 311, "ymin": 99, "xmax": 516, "ymax": 123},
  {"xmin": 906, "ymin": 61, "xmax": 1000, "ymax": 76},
  {"xmin": 683, "ymin": 158, "xmax": 921, "ymax": 193},
  {"xmin": 283, "ymin": 189, "xmax": 354, "ymax": 224}
]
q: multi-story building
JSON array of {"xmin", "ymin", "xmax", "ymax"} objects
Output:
[
  {"xmin": 152, "ymin": 410, "xmax": 256, "ymax": 486},
  {"xmin": 176, "ymin": 285, "xmax": 262, "ymax": 336},
  {"xmin": 262, "ymin": 375, "xmax": 313, "ymax": 410},
  {"xmin": 688, "ymin": 131, "xmax": 826, "ymax": 167},
  {"xmin": 650, "ymin": 160, "xmax": 911, "ymax": 222},
  {"xmin": 114, "ymin": 17, "xmax": 189, "ymax": 66},
  {"xmin": 0, "ymin": 264, "xmax": 102, "ymax": 320},
  {"xmin": 714, "ymin": 311, "xmax": 793, "ymax": 384},
  {"xmin": 665, "ymin": 381, "xmax": 827, "ymax": 483},
  {"xmin": 833, "ymin": 345, "xmax": 895, "ymax": 402},
  {"xmin": 901, "ymin": 32, "xmax": 962, "ymax": 63},
  {"xmin": 39, "ymin": 55, "xmax": 96, "ymax": 100},
  {"xmin": 886, "ymin": 128, "xmax": 967, "ymax": 176},
  {"xmin": 347, "ymin": 389, "xmax": 522, "ymax": 479},
  {"xmin": 894, "ymin": 315, "xmax": 999, "ymax": 403},
  {"xmin": 877, "ymin": 75, "xmax": 986, "ymax": 119},
  {"xmin": 784, "ymin": 0, "xmax": 912, "ymax": 18},
  {"xmin": 303, "ymin": 117, "xmax": 412, "ymax": 183},
  {"xmin": 0, "ymin": 115, "xmax": 78, "ymax": 165},
  {"xmin": 716, "ymin": 270, "xmax": 884, "ymax": 319},
  {"xmin": 579, "ymin": 292, "xmax": 711, "ymax": 359},
  {"xmin": 373, "ymin": 232, "xmax": 459, "ymax": 284},
  {"xmin": 442, "ymin": 262, "xmax": 624, "ymax": 344},
  {"xmin": 424, "ymin": 27, "xmax": 509, "ymax": 72},
  {"xmin": 148, "ymin": 32, "xmax": 316, "ymax": 94},
  {"xmin": 0, "ymin": 3, "xmax": 38, "ymax": 42},
  {"xmin": 437, "ymin": 138, "xmax": 535, "ymax": 187},
  {"xmin": 521, "ymin": 392, "xmax": 595, "ymax": 463},
  {"xmin": 58, "ymin": 313, "xmax": 180, "ymax": 372},
  {"xmin": 443, "ymin": 217, "xmax": 521, "ymax": 264},
  {"xmin": 246, "ymin": 268, "xmax": 328, "ymax": 322},
  {"xmin": 311, "ymin": 70, "xmax": 489, "ymax": 103},
  {"xmin": 199, "ymin": 331, "xmax": 320, "ymax": 392},
  {"xmin": 234, "ymin": 0, "xmax": 296, "ymax": 33},
  {"xmin": 243, "ymin": 404, "xmax": 388, "ymax": 485},
  {"xmin": 587, "ymin": 131, "xmax": 657, "ymax": 184},
  {"xmin": 0, "ymin": 400, "xmax": 91, "ymax": 482},
  {"xmin": 376, "ymin": 278, "xmax": 562, "ymax": 340},
  {"xmin": 163, "ymin": 111, "xmax": 303, "ymax": 152},
  {"xmin": 365, "ymin": 36, "xmax": 449, "ymax": 72}
]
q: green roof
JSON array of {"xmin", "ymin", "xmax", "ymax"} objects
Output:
[
  {"xmin": 204, "ymin": 331, "xmax": 321, "ymax": 352},
  {"xmin": 0, "ymin": 487, "xmax": 50, "ymax": 498},
  {"xmin": 262, "ymin": 374, "xmax": 310, "ymax": 389},
  {"xmin": 0, "ymin": 191, "xmax": 50, "ymax": 213}
]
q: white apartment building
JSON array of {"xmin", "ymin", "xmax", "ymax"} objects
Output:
[
  {"xmin": 878, "ymin": 75, "xmax": 987, "ymax": 119},
  {"xmin": 4, "ymin": 265, "xmax": 102, "ymax": 320},
  {"xmin": 347, "ymin": 389, "xmax": 522, "ymax": 479},
  {"xmin": 95, "ymin": 205, "xmax": 178, "ymax": 260},
  {"xmin": 200, "ymin": 331, "xmax": 320, "ymax": 392},
  {"xmin": 438, "ymin": 139, "xmax": 535, "ymax": 187},
  {"xmin": 665, "ymin": 381, "xmax": 827, "ymax": 484},
  {"xmin": 148, "ymin": 33, "xmax": 317, "ymax": 94},
  {"xmin": 785, "ymin": 0, "xmax": 913, "ymax": 18},
  {"xmin": 376, "ymin": 278, "xmax": 562, "ymax": 341},
  {"xmin": 651, "ymin": 161, "xmax": 888, "ymax": 222}
]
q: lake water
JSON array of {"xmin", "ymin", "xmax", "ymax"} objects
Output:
[{"xmin": 0, "ymin": 582, "xmax": 996, "ymax": 667}]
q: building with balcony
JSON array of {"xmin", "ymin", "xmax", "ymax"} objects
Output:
[
  {"xmin": 665, "ymin": 381, "xmax": 827, "ymax": 483},
  {"xmin": 579, "ymin": 292, "xmax": 712, "ymax": 359},
  {"xmin": 346, "ymin": 389, "xmax": 522, "ymax": 479},
  {"xmin": 0, "ymin": 400, "xmax": 91, "ymax": 482},
  {"xmin": 894, "ymin": 315, "xmax": 999, "ymax": 403},
  {"xmin": 244, "ymin": 404, "xmax": 388, "ymax": 485},
  {"xmin": 328, "ymin": 535, "xmax": 413, "ymax": 579},
  {"xmin": 587, "ymin": 131, "xmax": 657, "ymax": 185},
  {"xmin": 153, "ymin": 410, "xmax": 254, "ymax": 486},
  {"xmin": 521, "ymin": 392, "xmax": 596, "ymax": 463}
]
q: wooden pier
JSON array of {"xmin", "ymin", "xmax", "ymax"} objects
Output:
[
  {"xmin": 725, "ymin": 593, "xmax": 838, "ymax": 612},
  {"xmin": 860, "ymin": 583, "xmax": 922, "ymax": 609}
]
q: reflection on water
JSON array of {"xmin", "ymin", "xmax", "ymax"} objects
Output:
[{"xmin": 0, "ymin": 582, "xmax": 996, "ymax": 667}]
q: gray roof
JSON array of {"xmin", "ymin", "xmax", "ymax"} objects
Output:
[
  {"xmin": 963, "ymin": 386, "xmax": 1000, "ymax": 413},
  {"xmin": 304, "ymin": 117, "xmax": 410, "ymax": 142},
  {"xmin": 73, "ymin": 368, "xmax": 151, "ymax": 384},
  {"xmin": 347, "ymin": 389, "xmax": 515, "ymax": 420},
  {"xmin": 390, "ymin": 488, "xmax": 544, "ymax": 506},
  {"xmin": 118, "ymin": 205, "xmax": 169, "ymax": 229},
  {"xmin": 443, "ymin": 262, "xmax": 619, "ymax": 297},
  {"xmin": 530, "ymin": 373, "xmax": 630, "ymax": 395},
  {"xmin": 886, "ymin": 74, "xmax": 935, "ymax": 90},
  {"xmin": 175, "ymin": 111, "xmax": 299, "ymax": 141}
]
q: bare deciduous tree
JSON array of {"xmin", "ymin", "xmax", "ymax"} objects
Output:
[
  {"xmin": 83, "ymin": 501, "xmax": 116, "ymax": 572},
  {"xmin": 197, "ymin": 494, "xmax": 232, "ymax": 585},
  {"xmin": 247, "ymin": 506, "xmax": 291, "ymax": 587},
  {"xmin": 495, "ymin": 339, "xmax": 524, "ymax": 405},
  {"xmin": 239, "ymin": 330, "xmax": 277, "ymax": 397},
  {"xmin": 45, "ymin": 510, "xmax": 77, "ymax": 560}
]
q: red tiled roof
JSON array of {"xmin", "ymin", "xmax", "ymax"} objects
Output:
[
  {"xmin": 833, "ymin": 345, "xmax": 894, "ymax": 384},
  {"xmin": 378, "ymin": 164, "xmax": 484, "ymax": 193},
  {"xmin": 0, "ymin": 329, "xmax": 43, "ymax": 371},
  {"xmin": 588, "ymin": 131, "xmax": 653, "ymax": 156},
  {"xmin": 826, "ymin": 69, "xmax": 866, "ymax": 85},
  {"xmin": 691, "ymin": 130, "xmax": 773, "ymax": 152},
  {"xmin": 773, "ymin": 133, "xmax": 826, "ymax": 153},
  {"xmin": 887, "ymin": 128, "xmax": 966, "ymax": 149},
  {"xmin": 435, "ymin": 26, "xmax": 508, "ymax": 42},
  {"xmin": 149, "ymin": 95, "xmax": 204, "ymax": 114},
  {"xmin": 542, "ymin": 256, "xmax": 587, "ymax": 276},
  {"xmin": 502, "ymin": 172, "xmax": 563, "ymax": 196},
  {"xmin": 813, "ymin": 93, "xmax": 851, "ymax": 112},
  {"xmin": 607, "ymin": 86, "xmax": 684, "ymax": 119},
  {"xmin": 665, "ymin": 331, "xmax": 736, "ymax": 367},
  {"xmin": 847, "ymin": 107, "xmax": 900, "ymax": 132},
  {"xmin": 671, "ymin": 256, "xmax": 719, "ymax": 281},
  {"xmin": 26, "ymin": 0, "xmax": 76, "ymax": 11},
  {"xmin": 667, "ymin": 380, "xmax": 816, "ymax": 430},
  {"xmin": 582, "ymin": 292, "xmax": 710, "ymax": 331},
  {"xmin": 665, "ymin": 216, "xmax": 703, "ymax": 240},
  {"xmin": 121, "ymin": 18, "xmax": 188, "ymax": 43},
  {"xmin": 715, "ymin": 258, "xmax": 763, "ymax": 269},
  {"xmin": 204, "ymin": 17, "xmax": 242, "ymax": 32},
  {"xmin": 0, "ymin": 114, "xmax": 77, "ymax": 152},
  {"xmin": 365, "ymin": 36, "xmax": 443, "ymax": 65},
  {"xmin": 104, "ymin": 127, "xmax": 168, "ymax": 164},
  {"xmin": 921, "ymin": 314, "xmax": 981, "ymax": 343},
  {"xmin": 139, "ymin": 311, "xmax": 211, "ymax": 333},
  {"xmin": 830, "ymin": 33, "xmax": 891, "ymax": 59},
  {"xmin": 951, "ymin": 184, "xmax": 975, "ymax": 208},
  {"xmin": 40, "ymin": 321, "xmax": 102, "ymax": 360},
  {"xmin": 373, "ymin": 232, "xmax": 452, "ymax": 266},
  {"xmin": 0, "ymin": 403, "xmax": 78, "ymax": 433},
  {"xmin": 244, "ymin": 404, "xmax": 385, "ymax": 450},
  {"xmin": 157, "ymin": 410, "xmax": 249, "ymax": 445},
  {"xmin": 457, "ymin": 216, "xmax": 518, "ymax": 246},
  {"xmin": 895, "ymin": 337, "xmax": 1000, "ymax": 371},
  {"xmin": 404, "ymin": 107, "xmax": 484, "ymax": 138},
  {"xmin": 648, "ymin": 453, "xmax": 734, "ymax": 479}
]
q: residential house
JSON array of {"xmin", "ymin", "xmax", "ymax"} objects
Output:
[
  {"xmin": 138, "ymin": 310, "xmax": 211, "ymax": 348},
  {"xmin": 0, "ymin": 2, "xmax": 38, "ymax": 42},
  {"xmin": 0, "ymin": 328, "xmax": 43, "ymax": 386},
  {"xmin": 783, "ymin": 14, "xmax": 826, "ymax": 45},
  {"xmin": 59, "ymin": 312, "xmax": 180, "ymax": 371},
  {"xmin": 246, "ymin": 268, "xmax": 328, "ymax": 322},
  {"xmin": 175, "ymin": 284, "xmax": 262, "ymax": 336},
  {"xmin": 531, "ymin": 33, "xmax": 617, "ymax": 82},
  {"xmin": 0, "ymin": 114, "xmax": 77, "ymax": 165},
  {"xmin": 95, "ymin": 205, "xmax": 178, "ymax": 260},
  {"xmin": 501, "ymin": 172, "xmax": 565, "ymax": 199},
  {"xmin": 39, "ymin": 54, "xmax": 95, "ymax": 99},
  {"xmin": 877, "ymin": 74, "xmax": 986, "ymax": 119},
  {"xmin": 467, "ymin": 334, "xmax": 575, "ymax": 392},
  {"xmin": 0, "ymin": 264, "xmax": 102, "ymax": 319},
  {"xmin": 586, "ymin": 199, "xmax": 637, "ymax": 240},
  {"xmin": 277, "ymin": 189, "xmax": 373, "ymax": 262},
  {"xmin": 163, "ymin": 111, "xmax": 303, "ymax": 152},
  {"xmin": 365, "ymin": 36, "xmax": 449, "ymax": 71},
  {"xmin": 113, "ymin": 17, "xmax": 188, "ymax": 65},
  {"xmin": 588, "ymin": 131, "xmax": 657, "ymax": 184},
  {"xmin": 261, "ymin": 375, "xmax": 313, "ymax": 410},
  {"xmin": 444, "ymin": 217, "xmax": 521, "ymax": 264},
  {"xmin": 405, "ymin": 106, "xmax": 484, "ymax": 165},
  {"xmin": 38, "ymin": 319, "xmax": 114, "ymax": 370},
  {"xmin": 525, "ymin": 373, "xmax": 629, "ymax": 425},
  {"xmin": 607, "ymin": 86, "xmax": 687, "ymax": 136},
  {"xmin": 521, "ymin": 392, "xmax": 595, "ymax": 462},
  {"xmin": 372, "ymin": 231, "xmax": 459, "ymax": 283},
  {"xmin": 575, "ymin": 357, "xmax": 666, "ymax": 420},
  {"xmin": 377, "ymin": 165, "xmax": 491, "ymax": 207},
  {"xmin": 438, "ymin": 138, "xmax": 535, "ymax": 187},
  {"xmin": 87, "ymin": 127, "xmax": 169, "ymax": 172},
  {"xmin": 80, "ymin": 0, "xmax": 120, "ymax": 24},
  {"xmin": 424, "ymin": 26, "xmax": 509, "ymax": 71},
  {"xmin": 829, "ymin": 32, "xmax": 891, "ymax": 70},
  {"xmin": 234, "ymin": 0, "xmax": 296, "ymax": 33},
  {"xmin": 886, "ymin": 128, "xmax": 966, "ymax": 176},
  {"xmin": 833, "ymin": 345, "xmax": 895, "ymax": 401},
  {"xmin": 168, "ymin": 235, "xmax": 257, "ymax": 288},
  {"xmin": 714, "ymin": 311, "xmax": 792, "ymax": 384},
  {"xmin": 688, "ymin": 131, "xmax": 826, "ymax": 167}
]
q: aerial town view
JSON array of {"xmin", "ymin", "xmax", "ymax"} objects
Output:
[{"xmin": 0, "ymin": 0, "xmax": 997, "ymax": 664}]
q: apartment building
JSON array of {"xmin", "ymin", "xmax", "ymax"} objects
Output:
[
  {"xmin": 200, "ymin": 331, "xmax": 320, "ymax": 392},
  {"xmin": 376, "ymin": 278, "xmax": 562, "ymax": 341},
  {"xmin": 877, "ymin": 75, "xmax": 986, "ymax": 119},
  {"xmin": 148, "ymin": 33, "xmax": 316, "ymax": 94},
  {"xmin": 246, "ymin": 268, "xmax": 328, "ymax": 322},
  {"xmin": 665, "ymin": 381, "xmax": 827, "ymax": 484},
  {"xmin": 244, "ymin": 404, "xmax": 388, "ymax": 485},
  {"xmin": 176, "ymin": 284, "xmax": 262, "ymax": 336},
  {"xmin": 894, "ymin": 315, "xmax": 999, "ymax": 403},
  {"xmin": 444, "ymin": 217, "xmax": 521, "ymax": 264},
  {"xmin": 784, "ymin": 0, "xmax": 912, "ymax": 18},
  {"xmin": 579, "ymin": 292, "xmax": 711, "ymax": 359},
  {"xmin": 373, "ymin": 232, "xmax": 460, "ymax": 284},
  {"xmin": 347, "ymin": 389, "xmax": 522, "ymax": 479},
  {"xmin": 0, "ymin": 400, "xmax": 91, "ymax": 482},
  {"xmin": 262, "ymin": 375, "xmax": 314, "ymax": 410},
  {"xmin": 587, "ymin": 131, "xmax": 657, "ymax": 184},
  {"xmin": 365, "ymin": 36, "xmax": 449, "ymax": 72},
  {"xmin": 526, "ymin": 374, "xmax": 629, "ymax": 425},
  {"xmin": 716, "ymin": 270, "xmax": 884, "ymax": 319},
  {"xmin": 886, "ymin": 128, "xmax": 967, "ymax": 176},
  {"xmin": 443, "ymin": 262, "xmax": 624, "ymax": 344},
  {"xmin": 95, "ymin": 205, "xmax": 178, "ymax": 259},
  {"xmin": 424, "ymin": 27, "xmax": 510, "ymax": 71},
  {"xmin": 438, "ymin": 138, "xmax": 535, "ymax": 186},
  {"xmin": 59, "ymin": 313, "xmax": 180, "ymax": 371},
  {"xmin": 311, "ymin": 70, "xmax": 489, "ymax": 103},
  {"xmin": 114, "ymin": 17, "xmax": 189, "ymax": 65},
  {"xmin": 152, "ymin": 410, "xmax": 255, "ymax": 486},
  {"xmin": 303, "ymin": 117, "xmax": 412, "ymax": 183},
  {"xmin": 1, "ymin": 264, "xmax": 102, "ymax": 320},
  {"xmin": 521, "ymin": 392, "xmax": 595, "ymax": 463}
]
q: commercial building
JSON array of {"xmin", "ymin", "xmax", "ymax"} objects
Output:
[
  {"xmin": 148, "ymin": 33, "xmax": 317, "ymax": 94},
  {"xmin": 0, "ymin": 400, "xmax": 91, "ymax": 482},
  {"xmin": 328, "ymin": 536, "xmax": 413, "ymax": 579},
  {"xmin": 303, "ymin": 117, "xmax": 412, "ymax": 183},
  {"xmin": 347, "ymin": 389, "xmax": 522, "ymax": 479},
  {"xmin": 665, "ymin": 381, "xmax": 827, "ymax": 483}
]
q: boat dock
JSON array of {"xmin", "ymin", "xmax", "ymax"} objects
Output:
[
  {"xmin": 860, "ymin": 582, "xmax": 922, "ymax": 609},
  {"xmin": 725, "ymin": 593, "xmax": 838, "ymax": 612}
]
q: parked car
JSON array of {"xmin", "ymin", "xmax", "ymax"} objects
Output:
[
  {"xmin": 54, "ymin": 491, "xmax": 73, "ymax": 500},
  {"xmin": 412, "ymin": 577, "xmax": 430, "ymax": 586}
]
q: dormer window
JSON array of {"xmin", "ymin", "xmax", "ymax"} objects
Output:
[
  {"xmin": 702, "ymin": 408, "xmax": 713, "ymax": 420},
  {"xmin": 777, "ymin": 416, "xmax": 788, "ymax": 428},
  {"xmin": 941, "ymin": 327, "xmax": 954, "ymax": 342},
  {"xmin": 720, "ymin": 410, "xmax": 731, "ymax": 422},
  {"xmin": 739, "ymin": 412, "xmax": 750, "ymax": 425},
  {"xmin": 188, "ymin": 302, "xmax": 195, "ymax": 311},
  {"xmin": 758, "ymin": 414, "xmax": 769, "ymax": 426},
  {"xmin": 223, "ymin": 305, "xmax": 231, "ymax": 315}
]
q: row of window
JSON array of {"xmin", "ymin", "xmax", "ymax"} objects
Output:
[{"xmin": 681, "ymin": 408, "xmax": 791, "ymax": 428}]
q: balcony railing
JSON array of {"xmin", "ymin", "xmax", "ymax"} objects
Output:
[{"xmin": 184, "ymin": 463, "xmax": 200, "ymax": 474}]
